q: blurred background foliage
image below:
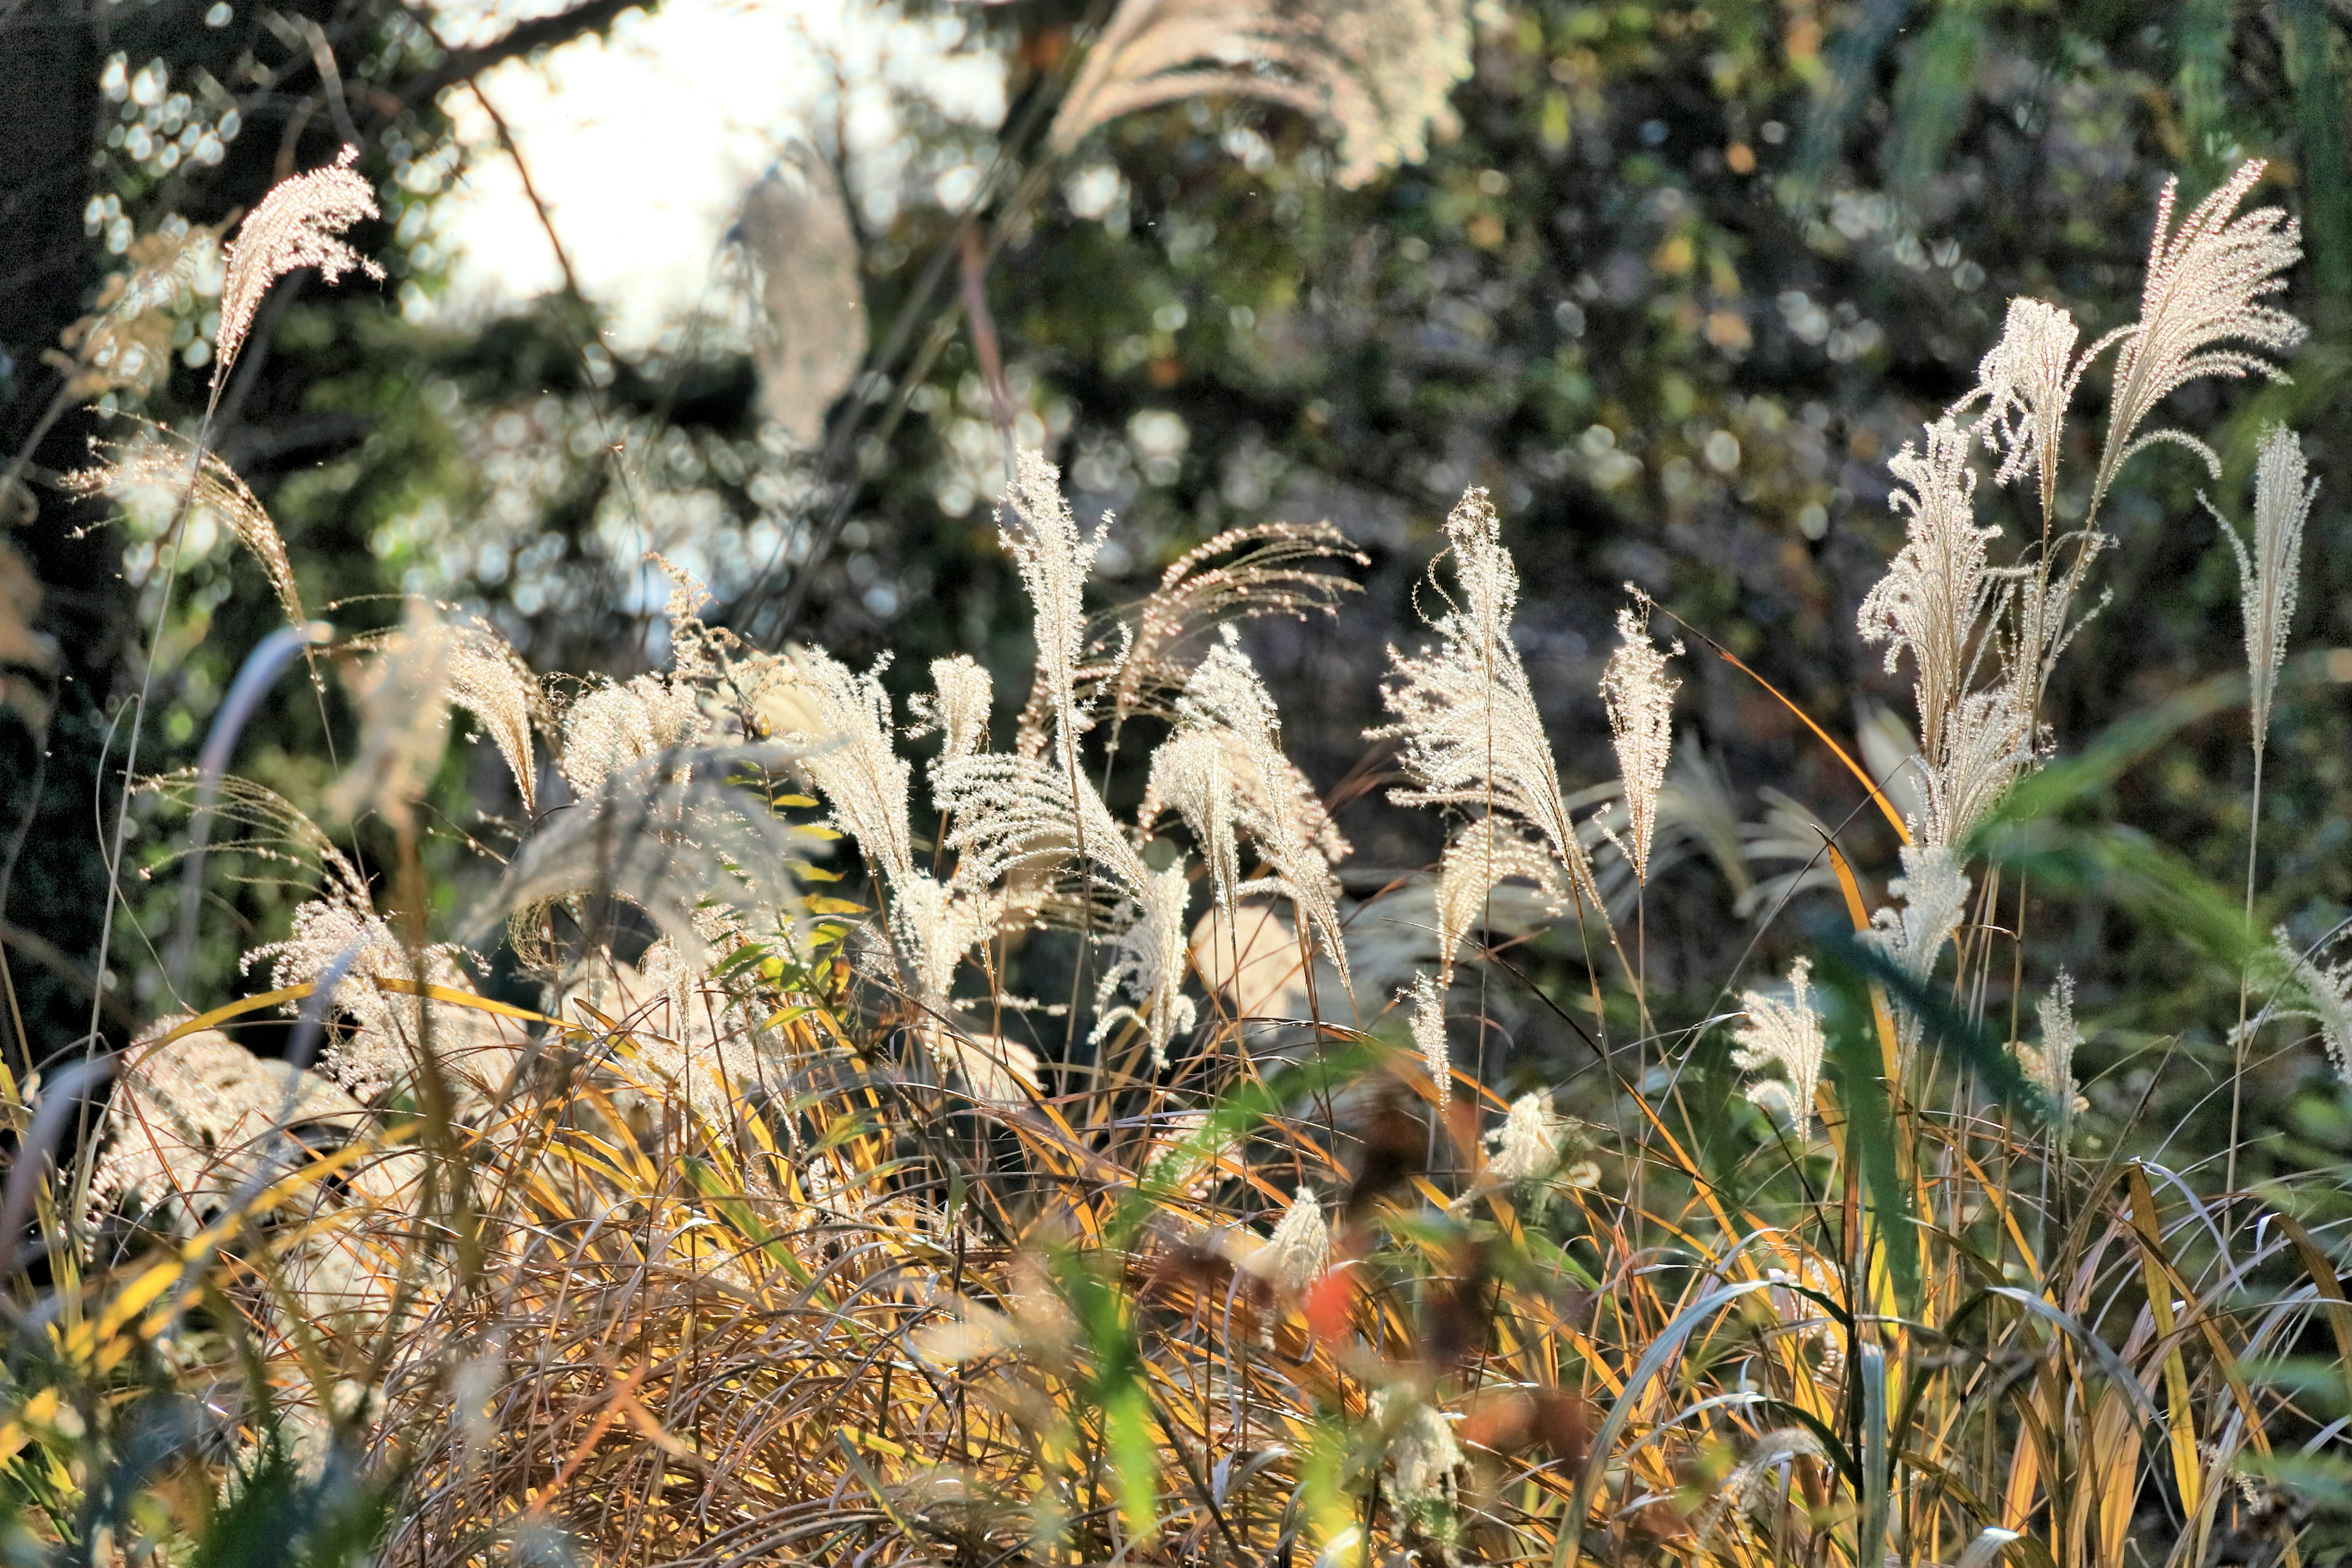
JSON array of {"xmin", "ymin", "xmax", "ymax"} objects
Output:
[{"xmin": 2, "ymin": 0, "xmax": 2348, "ymax": 1196}]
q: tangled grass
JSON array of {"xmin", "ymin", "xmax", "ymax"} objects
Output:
[{"xmin": 2, "ymin": 153, "xmax": 2348, "ymax": 1568}]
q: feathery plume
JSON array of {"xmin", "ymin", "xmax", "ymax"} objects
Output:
[
  {"xmin": 1857, "ymin": 418, "xmax": 2007, "ymax": 780},
  {"xmin": 916, "ymin": 654, "xmax": 995, "ymax": 766},
  {"xmin": 1374, "ymin": 488, "xmax": 1607, "ymax": 924},
  {"xmin": 559, "ymin": 673, "xmax": 710, "ymax": 801},
  {"xmin": 88, "ymin": 1022, "xmax": 367, "ymax": 1239},
  {"xmin": 2016, "ymin": 970, "xmax": 2087, "ymax": 1136},
  {"xmin": 941, "ymin": 750, "xmax": 1197, "ymax": 1054},
  {"xmin": 888, "ymin": 870, "xmax": 1000, "ymax": 1010},
  {"xmin": 1484, "ymin": 1090, "xmax": 1583, "ymax": 1185},
  {"xmin": 1104, "ymin": 520, "xmax": 1364, "ymax": 731},
  {"xmin": 442, "ymin": 620, "xmax": 540, "ymax": 816},
  {"xmin": 1867, "ymin": 843, "xmax": 1971, "ymax": 1060},
  {"xmin": 1732, "ymin": 957, "xmax": 1826, "ymax": 1128},
  {"xmin": 1091, "ymin": 862, "xmax": 1198, "ymax": 1068},
  {"xmin": 1598, "ymin": 603, "xmax": 1681, "ymax": 883},
  {"xmin": 1370, "ymin": 1388, "xmax": 1464, "ymax": 1513},
  {"xmin": 1434, "ymin": 819, "xmax": 1562, "ymax": 989},
  {"xmin": 2095, "ymin": 159, "xmax": 2304, "ymax": 494},
  {"xmin": 2238, "ymin": 929, "xmax": 2352, "ymax": 1085},
  {"xmin": 752, "ymin": 648, "xmax": 914, "ymax": 883},
  {"xmin": 63, "ymin": 423, "xmax": 303, "ymax": 625},
  {"xmin": 214, "ymin": 145, "xmax": 384, "ymax": 391},
  {"xmin": 349, "ymin": 613, "xmax": 540, "ymax": 815},
  {"xmin": 1050, "ymin": 0, "xmax": 1473, "ymax": 188},
  {"xmin": 998, "ymin": 451, "xmax": 1106, "ymax": 769},
  {"xmin": 1961, "ymin": 296, "xmax": 2080, "ymax": 518},
  {"xmin": 2212, "ymin": 424, "xmax": 2315, "ymax": 761},
  {"xmin": 1257, "ymin": 1186, "xmax": 1333, "ymax": 1295},
  {"xmin": 247, "ymin": 895, "xmax": 513, "ymax": 1104},
  {"xmin": 1404, "ymin": 971, "xmax": 1448, "ymax": 1106},
  {"xmin": 1147, "ymin": 726, "xmax": 1240, "ymax": 910},
  {"xmin": 1161, "ymin": 633, "xmax": 1351, "ymax": 989}
]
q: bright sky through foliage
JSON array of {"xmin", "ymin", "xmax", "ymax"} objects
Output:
[{"xmin": 425, "ymin": 0, "xmax": 1004, "ymax": 346}]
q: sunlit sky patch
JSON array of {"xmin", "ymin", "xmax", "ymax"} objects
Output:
[{"xmin": 422, "ymin": 0, "xmax": 1005, "ymax": 347}]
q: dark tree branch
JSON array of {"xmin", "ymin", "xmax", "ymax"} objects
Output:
[{"xmin": 393, "ymin": 0, "xmax": 644, "ymax": 110}]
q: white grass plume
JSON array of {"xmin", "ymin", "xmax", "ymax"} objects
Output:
[
  {"xmin": 214, "ymin": 145, "xmax": 384, "ymax": 393},
  {"xmin": 913, "ymin": 654, "xmax": 995, "ymax": 767},
  {"xmin": 1255, "ymin": 1186, "xmax": 1332, "ymax": 1294},
  {"xmin": 998, "ymin": 451, "xmax": 1107, "ymax": 770},
  {"xmin": 559, "ymin": 673, "xmax": 710, "ymax": 801},
  {"xmin": 329, "ymin": 601, "xmax": 451, "ymax": 831},
  {"xmin": 1050, "ymin": 0, "xmax": 1472, "ymax": 189},
  {"xmin": 1373, "ymin": 488, "xmax": 1607, "ymax": 927},
  {"xmin": 2237, "ymin": 929, "xmax": 2352, "ymax": 1085},
  {"xmin": 1161, "ymin": 631, "xmax": 1351, "ymax": 992},
  {"xmin": 2211, "ymin": 424, "xmax": 2315, "ymax": 763},
  {"xmin": 1857, "ymin": 418, "xmax": 2009, "ymax": 791},
  {"xmin": 1962, "ymin": 296, "xmax": 2081, "ymax": 520},
  {"xmin": 1105, "ymin": 520, "xmax": 1363, "ymax": 733},
  {"xmin": 2018, "ymin": 970, "xmax": 2087, "ymax": 1138},
  {"xmin": 2093, "ymin": 159, "xmax": 2304, "ymax": 497},
  {"xmin": 1404, "ymin": 970, "xmax": 1448, "ymax": 1107},
  {"xmin": 748, "ymin": 648, "xmax": 915, "ymax": 884},
  {"xmin": 1599, "ymin": 603, "xmax": 1681, "ymax": 884},
  {"xmin": 1434, "ymin": 818, "xmax": 1562, "ymax": 990},
  {"xmin": 64, "ymin": 422, "xmax": 303, "ymax": 625},
  {"xmin": 89, "ymin": 1021, "xmax": 366, "ymax": 1240},
  {"xmin": 1866, "ymin": 843, "xmax": 1971, "ymax": 1061},
  {"xmin": 347, "ymin": 612, "xmax": 540, "ymax": 816},
  {"xmin": 1732, "ymin": 957, "xmax": 1826, "ymax": 1128}
]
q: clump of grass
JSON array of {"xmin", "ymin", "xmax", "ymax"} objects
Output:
[{"xmin": 4, "ymin": 159, "xmax": 2345, "ymax": 1568}]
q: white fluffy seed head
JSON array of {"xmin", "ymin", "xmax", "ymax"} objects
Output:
[
  {"xmin": 1599, "ymin": 603, "xmax": 1681, "ymax": 884},
  {"xmin": 2098, "ymin": 159, "xmax": 2305, "ymax": 495},
  {"xmin": 215, "ymin": 145, "xmax": 384, "ymax": 389},
  {"xmin": 1373, "ymin": 488, "xmax": 1607, "ymax": 927},
  {"xmin": 2212, "ymin": 424, "xmax": 2315, "ymax": 756},
  {"xmin": 1732, "ymin": 957, "xmax": 1826, "ymax": 1128},
  {"xmin": 1403, "ymin": 971, "xmax": 1448, "ymax": 1106}
]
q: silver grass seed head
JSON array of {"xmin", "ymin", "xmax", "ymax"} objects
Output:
[
  {"xmin": 2237, "ymin": 928, "xmax": 2352, "ymax": 1085},
  {"xmin": 558, "ymin": 672, "xmax": 710, "ymax": 802},
  {"xmin": 439, "ymin": 618, "xmax": 539, "ymax": 816},
  {"xmin": 2212, "ymin": 424, "xmax": 2315, "ymax": 756},
  {"xmin": 997, "ymin": 450, "xmax": 1107, "ymax": 769},
  {"xmin": 63, "ymin": 424, "xmax": 303, "ymax": 627},
  {"xmin": 1262, "ymin": 1186, "xmax": 1334, "ymax": 1295},
  {"xmin": 919, "ymin": 654, "xmax": 995, "ymax": 766},
  {"xmin": 1403, "ymin": 971, "xmax": 1448, "ymax": 1107},
  {"xmin": 1434, "ymin": 818, "xmax": 1562, "ymax": 990},
  {"xmin": 1090, "ymin": 859, "xmax": 1197, "ymax": 1069},
  {"xmin": 1857, "ymin": 418, "xmax": 2003, "ymax": 773},
  {"xmin": 1732, "ymin": 956, "xmax": 1826, "ymax": 1128},
  {"xmin": 1599, "ymin": 603, "xmax": 1681, "ymax": 884},
  {"xmin": 2100, "ymin": 159, "xmax": 2304, "ymax": 490},
  {"xmin": 1964, "ymin": 296, "xmax": 2080, "ymax": 511},
  {"xmin": 1485, "ymin": 1089, "xmax": 1577, "ymax": 1185},
  {"xmin": 215, "ymin": 146, "xmax": 384, "ymax": 389},
  {"xmin": 1372, "ymin": 488, "xmax": 1607, "ymax": 925},
  {"xmin": 2020, "ymin": 968, "xmax": 2088, "ymax": 1136},
  {"xmin": 1050, "ymin": 0, "xmax": 1472, "ymax": 190},
  {"xmin": 328, "ymin": 601, "xmax": 451, "ymax": 832},
  {"xmin": 1370, "ymin": 1387, "xmax": 1466, "ymax": 1510}
]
